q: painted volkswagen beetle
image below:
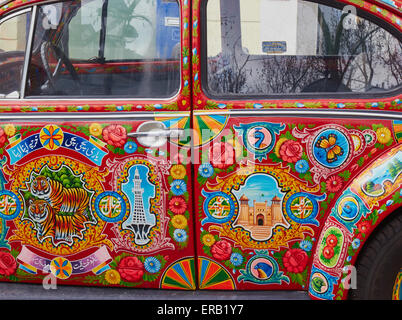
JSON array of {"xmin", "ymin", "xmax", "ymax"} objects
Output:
[{"xmin": 0, "ymin": 0, "xmax": 400, "ymax": 300}]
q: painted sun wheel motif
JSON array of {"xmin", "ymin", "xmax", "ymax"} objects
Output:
[
  {"xmin": 160, "ymin": 258, "xmax": 196, "ymax": 290},
  {"xmin": 156, "ymin": 112, "xmax": 228, "ymax": 147},
  {"xmin": 198, "ymin": 257, "xmax": 236, "ymax": 290}
]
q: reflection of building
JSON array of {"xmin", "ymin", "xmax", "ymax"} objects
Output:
[{"xmin": 236, "ymin": 194, "xmax": 287, "ymax": 240}]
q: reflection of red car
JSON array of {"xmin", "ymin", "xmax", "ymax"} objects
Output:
[{"xmin": 0, "ymin": 0, "xmax": 401, "ymax": 301}]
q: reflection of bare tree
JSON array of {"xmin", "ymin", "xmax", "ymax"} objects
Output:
[
  {"xmin": 207, "ymin": 2, "xmax": 402, "ymax": 95},
  {"xmin": 208, "ymin": 35, "xmax": 250, "ymax": 94},
  {"xmin": 254, "ymin": 56, "xmax": 325, "ymax": 94}
]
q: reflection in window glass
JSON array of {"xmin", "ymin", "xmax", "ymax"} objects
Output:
[
  {"xmin": 0, "ymin": 12, "xmax": 31, "ymax": 98},
  {"xmin": 26, "ymin": 0, "xmax": 180, "ymax": 98},
  {"xmin": 206, "ymin": 0, "xmax": 402, "ymax": 96}
]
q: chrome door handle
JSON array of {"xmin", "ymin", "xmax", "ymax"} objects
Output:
[
  {"xmin": 127, "ymin": 129, "xmax": 185, "ymax": 139},
  {"xmin": 128, "ymin": 121, "xmax": 185, "ymax": 148}
]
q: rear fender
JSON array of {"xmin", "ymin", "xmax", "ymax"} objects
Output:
[{"xmin": 308, "ymin": 144, "xmax": 402, "ymax": 300}]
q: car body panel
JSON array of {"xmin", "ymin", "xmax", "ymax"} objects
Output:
[{"xmin": 0, "ymin": 0, "xmax": 400, "ymax": 300}]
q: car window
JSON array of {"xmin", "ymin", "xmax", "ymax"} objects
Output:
[
  {"xmin": 25, "ymin": 0, "xmax": 180, "ymax": 98},
  {"xmin": 206, "ymin": 0, "xmax": 402, "ymax": 96},
  {"xmin": 0, "ymin": 11, "xmax": 31, "ymax": 99}
]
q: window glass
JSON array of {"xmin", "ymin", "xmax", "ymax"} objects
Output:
[
  {"xmin": 0, "ymin": 11, "xmax": 31, "ymax": 98},
  {"xmin": 206, "ymin": 0, "xmax": 402, "ymax": 96},
  {"xmin": 26, "ymin": 0, "xmax": 180, "ymax": 98}
]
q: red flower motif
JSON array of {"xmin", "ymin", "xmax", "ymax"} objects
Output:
[
  {"xmin": 322, "ymin": 246, "xmax": 335, "ymax": 260},
  {"xmin": 117, "ymin": 256, "xmax": 144, "ymax": 282},
  {"xmin": 357, "ymin": 220, "xmax": 371, "ymax": 235},
  {"xmin": 0, "ymin": 128, "xmax": 6, "ymax": 148},
  {"xmin": 208, "ymin": 142, "xmax": 235, "ymax": 169},
  {"xmin": 102, "ymin": 125, "xmax": 127, "ymax": 148},
  {"xmin": 326, "ymin": 234, "xmax": 338, "ymax": 247},
  {"xmin": 0, "ymin": 251, "xmax": 17, "ymax": 276},
  {"xmin": 283, "ymin": 248, "xmax": 308, "ymax": 273},
  {"xmin": 211, "ymin": 240, "xmax": 232, "ymax": 261},
  {"xmin": 279, "ymin": 140, "xmax": 303, "ymax": 163},
  {"xmin": 168, "ymin": 196, "xmax": 187, "ymax": 214},
  {"xmin": 325, "ymin": 175, "xmax": 343, "ymax": 193}
]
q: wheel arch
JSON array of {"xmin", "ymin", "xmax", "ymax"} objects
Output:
[{"xmin": 308, "ymin": 144, "xmax": 402, "ymax": 300}]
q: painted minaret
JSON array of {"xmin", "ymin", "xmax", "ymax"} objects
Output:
[{"xmin": 122, "ymin": 168, "xmax": 152, "ymax": 245}]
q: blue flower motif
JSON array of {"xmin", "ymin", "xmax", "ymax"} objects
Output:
[
  {"xmin": 230, "ymin": 253, "xmax": 243, "ymax": 267},
  {"xmin": 116, "ymin": 105, "xmax": 124, "ymax": 111},
  {"xmin": 295, "ymin": 159, "xmax": 309, "ymax": 174},
  {"xmin": 296, "ymin": 103, "xmax": 305, "ymax": 108},
  {"xmin": 171, "ymin": 179, "xmax": 187, "ymax": 196},
  {"xmin": 352, "ymin": 238, "xmax": 360, "ymax": 250},
  {"xmin": 198, "ymin": 163, "xmax": 214, "ymax": 178},
  {"xmin": 173, "ymin": 229, "xmax": 188, "ymax": 242},
  {"xmin": 337, "ymin": 103, "xmax": 345, "ymax": 108},
  {"xmin": 144, "ymin": 257, "xmax": 161, "ymax": 274},
  {"xmin": 300, "ymin": 240, "xmax": 313, "ymax": 252},
  {"xmin": 124, "ymin": 141, "xmax": 137, "ymax": 154},
  {"xmin": 253, "ymin": 103, "xmax": 263, "ymax": 109}
]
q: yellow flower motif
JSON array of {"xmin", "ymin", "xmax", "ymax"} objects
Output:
[
  {"xmin": 275, "ymin": 138, "xmax": 288, "ymax": 157},
  {"xmin": 170, "ymin": 164, "xmax": 186, "ymax": 180},
  {"xmin": 89, "ymin": 123, "xmax": 103, "ymax": 137},
  {"xmin": 104, "ymin": 269, "xmax": 121, "ymax": 285},
  {"xmin": 171, "ymin": 214, "xmax": 188, "ymax": 229},
  {"xmin": 202, "ymin": 234, "xmax": 215, "ymax": 247},
  {"xmin": 376, "ymin": 127, "xmax": 392, "ymax": 144},
  {"xmin": 4, "ymin": 124, "xmax": 16, "ymax": 137}
]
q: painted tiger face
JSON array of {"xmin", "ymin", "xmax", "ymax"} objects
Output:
[
  {"xmin": 28, "ymin": 199, "xmax": 50, "ymax": 223},
  {"xmin": 31, "ymin": 176, "xmax": 51, "ymax": 198}
]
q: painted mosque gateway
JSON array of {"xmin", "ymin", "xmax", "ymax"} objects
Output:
[{"xmin": 236, "ymin": 194, "xmax": 287, "ymax": 240}]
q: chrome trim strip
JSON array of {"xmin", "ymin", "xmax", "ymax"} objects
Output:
[
  {"xmin": 193, "ymin": 109, "xmax": 402, "ymax": 120},
  {"xmin": 0, "ymin": 112, "xmax": 190, "ymax": 122},
  {"xmin": 20, "ymin": 5, "xmax": 36, "ymax": 98},
  {"xmin": 0, "ymin": 7, "xmax": 30, "ymax": 24}
]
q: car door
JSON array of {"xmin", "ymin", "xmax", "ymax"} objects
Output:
[
  {"xmin": 0, "ymin": 0, "xmax": 197, "ymax": 289},
  {"xmin": 192, "ymin": 0, "xmax": 402, "ymax": 292}
]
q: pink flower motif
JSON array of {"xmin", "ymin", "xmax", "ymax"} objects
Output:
[
  {"xmin": 0, "ymin": 128, "xmax": 6, "ymax": 148},
  {"xmin": 102, "ymin": 125, "xmax": 127, "ymax": 148},
  {"xmin": 211, "ymin": 240, "xmax": 232, "ymax": 261},
  {"xmin": 208, "ymin": 142, "xmax": 235, "ymax": 169},
  {"xmin": 326, "ymin": 175, "xmax": 343, "ymax": 193},
  {"xmin": 117, "ymin": 256, "xmax": 144, "ymax": 282},
  {"xmin": 283, "ymin": 248, "xmax": 308, "ymax": 273},
  {"xmin": 0, "ymin": 251, "xmax": 17, "ymax": 276},
  {"xmin": 279, "ymin": 140, "xmax": 303, "ymax": 163},
  {"xmin": 168, "ymin": 196, "xmax": 187, "ymax": 214}
]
